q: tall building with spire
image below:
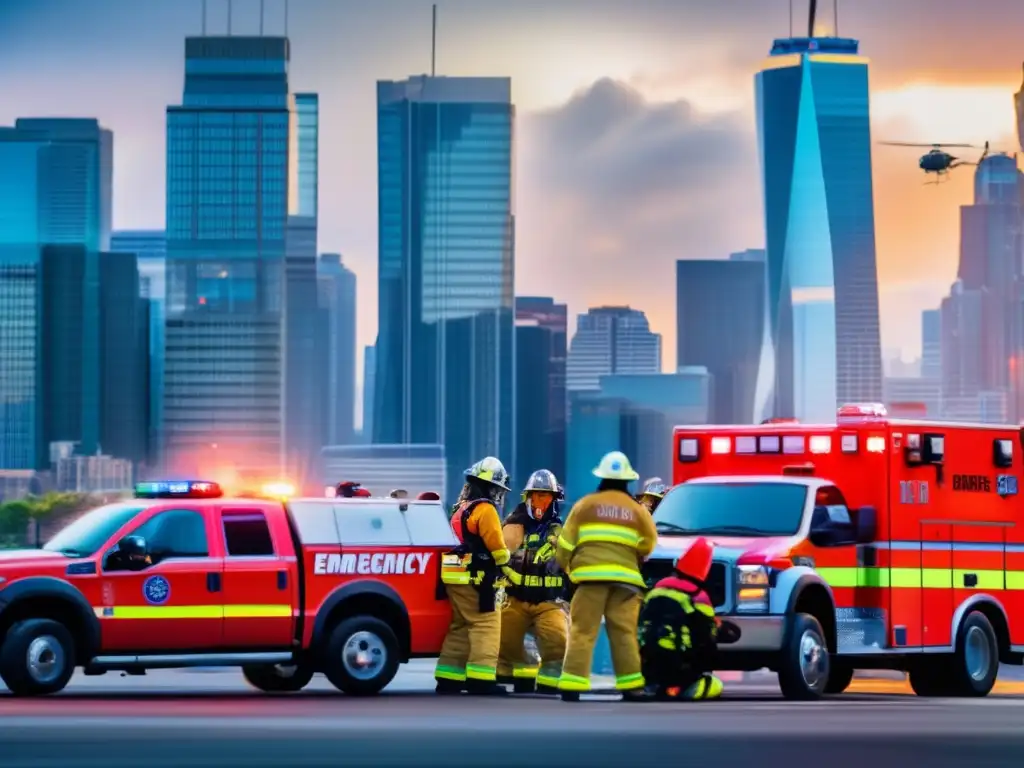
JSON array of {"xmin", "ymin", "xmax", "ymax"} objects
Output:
[{"xmin": 754, "ymin": 32, "xmax": 883, "ymax": 422}]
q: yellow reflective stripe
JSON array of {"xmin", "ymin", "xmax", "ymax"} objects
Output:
[
  {"xmin": 615, "ymin": 672, "xmax": 645, "ymax": 691},
  {"xmin": 646, "ymin": 587, "xmax": 694, "ymax": 611},
  {"xmin": 570, "ymin": 564, "xmax": 646, "ymax": 588},
  {"xmin": 695, "ymin": 603, "xmax": 715, "ymax": 618},
  {"xmin": 93, "ymin": 605, "xmax": 292, "ymax": 619},
  {"xmin": 513, "ymin": 666, "xmax": 539, "ymax": 678},
  {"xmin": 818, "ymin": 567, "xmax": 1020, "ymax": 590},
  {"xmin": 537, "ymin": 673, "xmax": 560, "ymax": 688},
  {"xmin": 557, "ymin": 673, "xmax": 591, "ymax": 691},
  {"xmin": 577, "ymin": 523, "xmax": 641, "ymax": 548},
  {"xmin": 466, "ymin": 664, "xmax": 497, "ymax": 681},
  {"xmin": 501, "ymin": 566, "xmax": 523, "ymax": 585},
  {"xmin": 520, "ymin": 574, "xmax": 564, "ymax": 588},
  {"xmin": 435, "ymin": 664, "xmax": 467, "ymax": 682},
  {"xmin": 224, "ymin": 604, "xmax": 292, "ymax": 618},
  {"xmin": 557, "ymin": 536, "xmax": 575, "ymax": 552}
]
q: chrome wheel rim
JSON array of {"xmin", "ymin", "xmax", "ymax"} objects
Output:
[
  {"xmin": 965, "ymin": 626, "xmax": 991, "ymax": 682},
  {"xmin": 799, "ymin": 630, "xmax": 827, "ymax": 691},
  {"xmin": 342, "ymin": 631, "xmax": 386, "ymax": 681},
  {"xmin": 27, "ymin": 635, "xmax": 64, "ymax": 685}
]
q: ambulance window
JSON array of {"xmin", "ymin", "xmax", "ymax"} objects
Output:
[
  {"xmin": 131, "ymin": 510, "xmax": 209, "ymax": 565},
  {"xmin": 222, "ymin": 510, "xmax": 275, "ymax": 557},
  {"xmin": 334, "ymin": 503, "xmax": 412, "ymax": 546},
  {"xmin": 404, "ymin": 501, "xmax": 460, "ymax": 547}
]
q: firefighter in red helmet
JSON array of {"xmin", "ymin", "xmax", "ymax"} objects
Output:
[
  {"xmin": 637, "ymin": 537, "xmax": 738, "ymax": 700},
  {"xmin": 417, "ymin": 491, "xmax": 441, "ymax": 501}
]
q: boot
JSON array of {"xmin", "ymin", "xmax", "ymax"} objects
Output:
[
  {"xmin": 621, "ymin": 689, "xmax": 653, "ymax": 702},
  {"xmin": 560, "ymin": 691, "xmax": 580, "ymax": 702},
  {"xmin": 513, "ymin": 678, "xmax": 536, "ymax": 694},
  {"xmin": 465, "ymin": 679, "xmax": 509, "ymax": 696},
  {"xmin": 535, "ymin": 683, "xmax": 558, "ymax": 695},
  {"xmin": 434, "ymin": 679, "xmax": 465, "ymax": 695}
]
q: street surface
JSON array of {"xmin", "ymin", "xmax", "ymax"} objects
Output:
[{"xmin": 0, "ymin": 662, "xmax": 1022, "ymax": 767}]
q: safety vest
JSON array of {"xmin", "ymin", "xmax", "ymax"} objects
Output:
[
  {"xmin": 639, "ymin": 576, "xmax": 717, "ymax": 656},
  {"xmin": 505, "ymin": 507, "xmax": 564, "ymax": 604},
  {"xmin": 443, "ymin": 498, "xmax": 498, "ymax": 586}
]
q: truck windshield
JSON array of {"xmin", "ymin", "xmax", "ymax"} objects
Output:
[
  {"xmin": 42, "ymin": 503, "xmax": 145, "ymax": 557},
  {"xmin": 653, "ymin": 482, "xmax": 807, "ymax": 537}
]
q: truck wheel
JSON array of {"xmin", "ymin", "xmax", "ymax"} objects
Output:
[
  {"xmin": 948, "ymin": 611, "xmax": 998, "ymax": 697},
  {"xmin": 777, "ymin": 613, "xmax": 830, "ymax": 700},
  {"xmin": 908, "ymin": 661, "xmax": 952, "ymax": 697},
  {"xmin": 824, "ymin": 659, "xmax": 854, "ymax": 694},
  {"xmin": 0, "ymin": 618, "xmax": 76, "ymax": 696},
  {"xmin": 322, "ymin": 616, "xmax": 400, "ymax": 696},
  {"xmin": 242, "ymin": 663, "xmax": 315, "ymax": 693}
]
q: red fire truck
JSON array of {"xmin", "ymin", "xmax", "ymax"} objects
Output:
[
  {"xmin": 645, "ymin": 403, "xmax": 1024, "ymax": 700},
  {"xmin": 0, "ymin": 480, "xmax": 455, "ymax": 696}
]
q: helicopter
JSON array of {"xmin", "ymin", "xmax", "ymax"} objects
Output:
[{"xmin": 879, "ymin": 140, "xmax": 990, "ymax": 184}]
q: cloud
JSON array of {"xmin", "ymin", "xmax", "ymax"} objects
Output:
[{"xmin": 515, "ymin": 79, "xmax": 763, "ymax": 363}]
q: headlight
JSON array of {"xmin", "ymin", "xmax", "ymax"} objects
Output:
[{"xmin": 736, "ymin": 565, "xmax": 769, "ymax": 612}]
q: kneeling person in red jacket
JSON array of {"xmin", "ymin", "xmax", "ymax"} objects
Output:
[{"xmin": 638, "ymin": 537, "xmax": 733, "ymax": 700}]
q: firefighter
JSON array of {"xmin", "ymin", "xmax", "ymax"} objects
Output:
[
  {"xmin": 496, "ymin": 469, "xmax": 567, "ymax": 694},
  {"xmin": 556, "ymin": 451, "xmax": 658, "ymax": 702},
  {"xmin": 638, "ymin": 537, "xmax": 732, "ymax": 700},
  {"xmin": 435, "ymin": 456, "xmax": 518, "ymax": 696},
  {"xmin": 638, "ymin": 478, "xmax": 667, "ymax": 514}
]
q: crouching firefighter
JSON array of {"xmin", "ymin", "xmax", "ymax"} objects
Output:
[
  {"xmin": 496, "ymin": 470, "xmax": 568, "ymax": 694},
  {"xmin": 435, "ymin": 457, "xmax": 518, "ymax": 696},
  {"xmin": 638, "ymin": 537, "xmax": 740, "ymax": 700}
]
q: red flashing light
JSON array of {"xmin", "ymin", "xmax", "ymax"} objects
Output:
[{"xmin": 837, "ymin": 403, "xmax": 888, "ymax": 420}]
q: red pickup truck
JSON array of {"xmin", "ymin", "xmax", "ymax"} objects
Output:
[{"xmin": 0, "ymin": 480, "xmax": 455, "ymax": 696}]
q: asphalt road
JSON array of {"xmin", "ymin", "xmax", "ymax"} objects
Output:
[{"xmin": 1, "ymin": 664, "xmax": 1022, "ymax": 768}]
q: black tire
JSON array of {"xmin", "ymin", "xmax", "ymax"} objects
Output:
[
  {"xmin": 242, "ymin": 662, "xmax": 315, "ymax": 693},
  {"xmin": 0, "ymin": 618, "xmax": 76, "ymax": 696},
  {"xmin": 824, "ymin": 659, "xmax": 854, "ymax": 694},
  {"xmin": 948, "ymin": 611, "xmax": 999, "ymax": 697},
  {"xmin": 908, "ymin": 661, "xmax": 953, "ymax": 697},
  {"xmin": 777, "ymin": 613, "xmax": 830, "ymax": 700},
  {"xmin": 322, "ymin": 615, "xmax": 400, "ymax": 696}
]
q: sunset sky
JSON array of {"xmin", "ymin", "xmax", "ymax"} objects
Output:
[{"xmin": 1, "ymin": 0, "xmax": 1022, "ymax": 396}]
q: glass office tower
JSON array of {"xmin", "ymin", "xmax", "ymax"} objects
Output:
[
  {"xmin": 375, "ymin": 76, "xmax": 515, "ymax": 502},
  {"xmin": 755, "ymin": 37, "xmax": 882, "ymax": 421},
  {"xmin": 164, "ymin": 37, "xmax": 291, "ymax": 480}
]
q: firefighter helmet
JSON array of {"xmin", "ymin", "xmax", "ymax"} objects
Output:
[
  {"xmin": 464, "ymin": 456, "xmax": 511, "ymax": 491},
  {"xmin": 523, "ymin": 469, "xmax": 558, "ymax": 494},
  {"xmin": 674, "ymin": 537, "xmax": 714, "ymax": 582},
  {"xmin": 416, "ymin": 491, "xmax": 441, "ymax": 501},
  {"xmin": 337, "ymin": 481, "xmax": 371, "ymax": 498},
  {"xmin": 592, "ymin": 451, "xmax": 639, "ymax": 481},
  {"xmin": 640, "ymin": 477, "xmax": 667, "ymax": 499}
]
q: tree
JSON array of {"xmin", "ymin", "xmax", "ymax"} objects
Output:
[{"xmin": 0, "ymin": 500, "xmax": 33, "ymax": 548}]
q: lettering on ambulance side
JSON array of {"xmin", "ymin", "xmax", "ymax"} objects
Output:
[
  {"xmin": 952, "ymin": 475, "xmax": 991, "ymax": 493},
  {"xmin": 312, "ymin": 552, "xmax": 434, "ymax": 576}
]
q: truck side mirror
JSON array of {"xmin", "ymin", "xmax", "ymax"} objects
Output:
[
  {"xmin": 854, "ymin": 506, "xmax": 877, "ymax": 544},
  {"xmin": 118, "ymin": 535, "xmax": 149, "ymax": 571},
  {"xmin": 809, "ymin": 506, "xmax": 858, "ymax": 547}
]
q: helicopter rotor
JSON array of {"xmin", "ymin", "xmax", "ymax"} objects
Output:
[{"xmin": 879, "ymin": 141, "xmax": 982, "ymax": 149}]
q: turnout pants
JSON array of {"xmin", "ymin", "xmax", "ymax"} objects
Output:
[
  {"xmin": 559, "ymin": 583, "xmax": 644, "ymax": 692},
  {"xmin": 642, "ymin": 648, "xmax": 724, "ymax": 700},
  {"xmin": 434, "ymin": 584, "xmax": 501, "ymax": 684},
  {"xmin": 497, "ymin": 598, "xmax": 568, "ymax": 690}
]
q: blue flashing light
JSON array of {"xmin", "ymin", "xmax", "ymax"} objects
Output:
[{"xmin": 134, "ymin": 480, "xmax": 223, "ymax": 499}]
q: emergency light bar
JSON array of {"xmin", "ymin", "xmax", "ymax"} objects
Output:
[{"xmin": 134, "ymin": 481, "xmax": 223, "ymax": 499}]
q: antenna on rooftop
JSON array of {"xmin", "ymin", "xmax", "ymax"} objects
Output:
[
  {"xmin": 788, "ymin": 0, "xmax": 793, "ymax": 37},
  {"xmin": 431, "ymin": 4, "xmax": 437, "ymax": 76},
  {"xmin": 807, "ymin": 0, "xmax": 817, "ymax": 38}
]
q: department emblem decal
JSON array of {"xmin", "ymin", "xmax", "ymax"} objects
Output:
[{"xmin": 143, "ymin": 575, "xmax": 170, "ymax": 605}]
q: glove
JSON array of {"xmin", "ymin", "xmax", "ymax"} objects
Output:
[{"xmin": 533, "ymin": 542, "xmax": 556, "ymax": 564}]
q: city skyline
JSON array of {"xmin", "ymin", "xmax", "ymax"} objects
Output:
[{"xmin": 2, "ymin": 0, "xmax": 1023, "ymax": 392}]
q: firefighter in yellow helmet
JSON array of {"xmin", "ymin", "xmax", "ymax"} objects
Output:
[
  {"xmin": 556, "ymin": 451, "xmax": 658, "ymax": 702},
  {"xmin": 638, "ymin": 477, "xmax": 667, "ymax": 514},
  {"xmin": 435, "ymin": 457, "xmax": 517, "ymax": 696},
  {"xmin": 496, "ymin": 469, "xmax": 567, "ymax": 694}
]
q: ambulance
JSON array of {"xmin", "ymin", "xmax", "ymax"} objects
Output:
[{"xmin": 645, "ymin": 403, "xmax": 1024, "ymax": 699}]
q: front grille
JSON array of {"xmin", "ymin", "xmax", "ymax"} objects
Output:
[{"xmin": 642, "ymin": 558, "xmax": 728, "ymax": 609}]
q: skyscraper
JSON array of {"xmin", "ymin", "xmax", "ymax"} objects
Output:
[
  {"xmin": 318, "ymin": 253, "xmax": 357, "ymax": 446},
  {"xmin": 755, "ymin": 35, "xmax": 882, "ymax": 421},
  {"xmin": 164, "ymin": 37, "xmax": 299, "ymax": 482},
  {"xmin": 514, "ymin": 296, "xmax": 567, "ymax": 483},
  {"xmin": 111, "ymin": 230, "xmax": 166, "ymax": 464},
  {"xmin": 566, "ymin": 306, "xmax": 661, "ymax": 393},
  {"xmin": 374, "ymin": 76, "xmax": 515, "ymax": 502},
  {"xmin": 0, "ymin": 119, "xmax": 113, "ymax": 469},
  {"xmin": 676, "ymin": 257, "xmax": 765, "ymax": 423}
]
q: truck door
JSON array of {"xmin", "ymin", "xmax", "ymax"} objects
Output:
[
  {"xmin": 220, "ymin": 507, "xmax": 296, "ymax": 648},
  {"xmin": 952, "ymin": 522, "xmax": 1007, "ymax": 621},
  {"xmin": 920, "ymin": 523, "xmax": 952, "ymax": 647},
  {"xmin": 99, "ymin": 508, "xmax": 223, "ymax": 651}
]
